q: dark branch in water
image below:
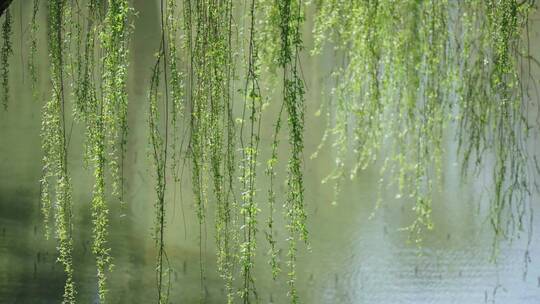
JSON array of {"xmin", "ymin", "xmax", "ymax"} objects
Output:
[{"xmin": 0, "ymin": 0, "xmax": 13, "ymax": 18}]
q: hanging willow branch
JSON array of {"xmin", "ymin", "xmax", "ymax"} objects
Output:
[
  {"xmin": 148, "ymin": 48, "xmax": 170, "ymax": 304},
  {"xmin": 102, "ymin": 0, "xmax": 130, "ymax": 208},
  {"xmin": 457, "ymin": 0, "xmax": 534, "ymax": 254},
  {"xmin": 313, "ymin": 0, "xmax": 535, "ymax": 246},
  {"xmin": 37, "ymin": 0, "xmax": 132, "ymax": 301},
  {"xmin": 238, "ymin": 0, "xmax": 263, "ymax": 301},
  {"xmin": 74, "ymin": 2, "xmax": 108, "ymax": 301},
  {"xmin": 182, "ymin": 0, "xmax": 238, "ymax": 301},
  {"xmin": 40, "ymin": 0, "xmax": 76, "ymax": 302},
  {"xmin": 148, "ymin": 0, "xmax": 192, "ymax": 301},
  {"xmin": 205, "ymin": 0, "xmax": 236, "ymax": 302},
  {"xmin": 264, "ymin": 0, "xmax": 308, "ymax": 301},
  {"xmin": 81, "ymin": 0, "xmax": 131, "ymax": 301},
  {"xmin": 1, "ymin": 5, "xmax": 12, "ymax": 109},
  {"xmin": 28, "ymin": 0, "xmax": 39, "ymax": 96},
  {"xmin": 184, "ymin": 0, "xmax": 208, "ymax": 299}
]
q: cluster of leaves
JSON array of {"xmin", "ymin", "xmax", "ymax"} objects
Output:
[{"xmin": 313, "ymin": 0, "xmax": 535, "ymax": 245}]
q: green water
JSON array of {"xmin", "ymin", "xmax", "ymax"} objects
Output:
[{"xmin": 0, "ymin": 1, "xmax": 539, "ymax": 303}]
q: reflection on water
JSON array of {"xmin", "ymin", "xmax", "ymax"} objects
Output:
[
  {"xmin": 1, "ymin": 0, "xmax": 539, "ymax": 303},
  {"xmin": 298, "ymin": 185, "xmax": 540, "ymax": 304},
  {"xmin": 1, "ymin": 185, "xmax": 539, "ymax": 303}
]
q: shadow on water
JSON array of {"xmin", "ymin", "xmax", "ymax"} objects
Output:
[{"xmin": 0, "ymin": 190, "xmax": 64, "ymax": 303}]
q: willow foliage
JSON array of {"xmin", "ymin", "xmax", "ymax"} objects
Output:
[
  {"xmin": 268, "ymin": 0, "xmax": 308, "ymax": 301},
  {"xmin": 313, "ymin": 0, "xmax": 536, "ymax": 245},
  {"xmin": 37, "ymin": 0, "xmax": 132, "ymax": 302},
  {"xmin": 102, "ymin": 0, "xmax": 131, "ymax": 207},
  {"xmin": 457, "ymin": 0, "xmax": 534, "ymax": 251},
  {"xmin": 148, "ymin": 0, "xmax": 179, "ymax": 301},
  {"xmin": 40, "ymin": 0, "xmax": 76, "ymax": 302},
  {"xmin": 238, "ymin": 0, "xmax": 263, "ymax": 301},
  {"xmin": 181, "ymin": 0, "xmax": 239, "ymax": 301},
  {"xmin": 0, "ymin": 0, "xmax": 536, "ymax": 303},
  {"xmin": 89, "ymin": 0, "xmax": 128, "ymax": 301}
]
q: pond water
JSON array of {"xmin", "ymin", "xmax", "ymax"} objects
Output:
[{"xmin": 0, "ymin": 1, "xmax": 539, "ymax": 303}]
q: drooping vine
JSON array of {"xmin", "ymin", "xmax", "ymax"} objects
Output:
[
  {"xmin": 269, "ymin": 0, "xmax": 308, "ymax": 301},
  {"xmin": 167, "ymin": 0, "xmax": 184, "ymax": 194},
  {"xmin": 184, "ymin": 0, "xmax": 209, "ymax": 299},
  {"xmin": 148, "ymin": 0, "xmax": 199, "ymax": 301},
  {"xmin": 102, "ymin": 0, "xmax": 130, "ymax": 208},
  {"xmin": 83, "ymin": 0, "xmax": 131, "ymax": 301},
  {"xmin": 205, "ymin": 0, "xmax": 236, "ymax": 302},
  {"xmin": 148, "ymin": 46, "xmax": 169, "ymax": 304},
  {"xmin": 75, "ymin": 0, "xmax": 103, "ymax": 173},
  {"xmin": 260, "ymin": 0, "xmax": 283, "ymax": 282},
  {"xmin": 313, "ymin": 0, "xmax": 535, "ymax": 246},
  {"xmin": 40, "ymin": 0, "xmax": 76, "ymax": 302},
  {"xmin": 72, "ymin": 0, "xmax": 100, "ymax": 122},
  {"xmin": 1, "ymin": 6, "xmax": 12, "ymax": 109},
  {"xmin": 217, "ymin": 2, "xmax": 237, "ymax": 301},
  {"xmin": 28, "ymin": 0, "xmax": 39, "ymax": 96},
  {"xmin": 265, "ymin": 102, "xmax": 282, "ymax": 280},
  {"xmin": 237, "ymin": 0, "xmax": 264, "ymax": 301},
  {"xmin": 38, "ymin": 0, "xmax": 131, "ymax": 301},
  {"xmin": 182, "ymin": 0, "xmax": 238, "ymax": 301},
  {"xmin": 457, "ymin": 0, "xmax": 534, "ymax": 253}
]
